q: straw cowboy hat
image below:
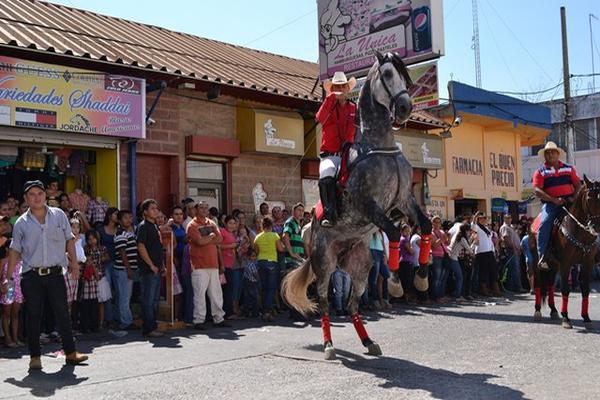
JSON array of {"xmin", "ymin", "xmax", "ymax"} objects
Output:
[
  {"xmin": 537, "ymin": 141, "xmax": 566, "ymax": 161},
  {"xmin": 323, "ymin": 71, "xmax": 357, "ymax": 94}
]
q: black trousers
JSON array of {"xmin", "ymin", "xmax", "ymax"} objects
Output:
[
  {"xmin": 21, "ymin": 270, "xmax": 76, "ymax": 357},
  {"xmin": 79, "ymin": 299, "xmax": 99, "ymax": 332},
  {"xmin": 476, "ymin": 251, "xmax": 499, "ymax": 286},
  {"xmin": 399, "ymin": 261, "xmax": 415, "ymax": 295}
]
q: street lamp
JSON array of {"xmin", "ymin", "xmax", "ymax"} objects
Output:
[{"xmin": 590, "ymin": 13, "xmax": 598, "ymax": 93}]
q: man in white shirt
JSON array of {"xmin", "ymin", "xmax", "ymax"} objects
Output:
[{"xmin": 471, "ymin": 211, "xmax": 501, "ymax": 296}]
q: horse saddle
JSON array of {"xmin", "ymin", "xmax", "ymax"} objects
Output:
[{"xmin": 530, "ymin": 212, "xmax": 563, "ymax": 235}]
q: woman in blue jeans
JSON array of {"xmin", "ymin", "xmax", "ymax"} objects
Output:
[
  {"xmin": 446, "ymin": 223, "xmax": 472, "ymax": 302},
  {"xmin": 430, "ymin": 216, "xmax": 450, "ymax": 303},
  {"xmin": 253, "ymin": 218, "xmax": 284, "ymax": 321}
]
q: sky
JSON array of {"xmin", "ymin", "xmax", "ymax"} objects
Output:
[{"xmin": 49, "ymin": 0, "xmax": 600, "ymax": 102}]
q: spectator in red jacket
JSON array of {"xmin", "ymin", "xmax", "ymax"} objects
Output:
[{"xmin": 316, "ymin": 71, "xmax": 357, "ymax": 228}]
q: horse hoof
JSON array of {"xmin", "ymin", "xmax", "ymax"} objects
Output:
[
  {"xmin": 533, "ymin": 311, "xmax": 542, "ymax": 322},
  {"xmin": 584, "ymin": 321, "xmax": 595, "ymax": 331},
  {"xmin": 550, "ymin": 311, "xmax": 560, "ymax": 320},
  {"xmin": 562, "ymin": 319, "xmax": 573, "ymax": 329},
  {"xmin": 324, "ymin": 345, "xmax": 336, "ymax": 360},
  {"xmin": 367, "ymin": 342, "xmax": 382, "ymax": 356}
]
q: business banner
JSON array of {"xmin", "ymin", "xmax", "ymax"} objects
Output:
[
  {"xmin": 318, "ymin": 0, "xmax": 444, "ymax": 81},
  {"xmin": 0, "ymin": 56, "xmax": 146, "ymax": 139},
  {"xmin": 348, "ymin": 60, "xmax": 438, "ymax": 111}
]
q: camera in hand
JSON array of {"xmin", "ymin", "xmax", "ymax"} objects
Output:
[{"xmin": 199, "ymin": 226, "xmax": 213, "ymax": 237}]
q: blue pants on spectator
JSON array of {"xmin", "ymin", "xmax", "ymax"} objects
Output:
[
  {"xmin": 447, "ymin": 259, "xmax": 464, "ymax": 298},
  {"xmin": 368, "ymin": 249, "xmax": 384, "ymax": 303},
  {"xmin": 504, "ymin": 249, "xmax": 524, "ymax": 292},
  {"xmin": 243, "ymin": 279, "xmax": 259, "ymax": 317},
  {"xmin": 379, "ymin": 260, "xmax": 390, "ymax": 301},
  {"xmin": 431, "ymin": 256, "xmax": 447, "ymax": 299},
  {"xmin": 113, "ymin": 268, "xmax": 133, "ymax": 329},
  {"xmin": 258, "ymin": 260, "xmax": 279, "ymax": 313},
  {"xmin": 331, "ymin": 268, "xmax": 351, "ymax": 311},
  {"xmin": 140, "ymin": 272, "xmax": 160, "ymax": 335}
]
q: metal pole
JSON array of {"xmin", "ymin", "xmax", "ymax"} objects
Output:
[
  {"xmin": 590, "ymin": 14, "xmax": 598, "ymax": 93},
  {"xmin": 561, "ymin": 7, "xmax": 575, "ymax": 164}
]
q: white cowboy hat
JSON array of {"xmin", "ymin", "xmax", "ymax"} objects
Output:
[
  {"xmin": 537, "ymin": 141, "xmax": 566, "ymax": 161},
  {"xmin": 323, "ymin": 71, "xmax": 357, "ymax": 94}
]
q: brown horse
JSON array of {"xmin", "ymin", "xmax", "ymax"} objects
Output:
[{"xmin": 529, "ymin": 175, "xmax": 599, "ymax": 330}]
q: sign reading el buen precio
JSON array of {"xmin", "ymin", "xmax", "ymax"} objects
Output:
[
  {"xmin": 318, "ymin": 0, "xmax": 445, "ymax": 81},
  {"xmin": 0, "ymin": 56, "xmax": 146, "ymax": 139}
]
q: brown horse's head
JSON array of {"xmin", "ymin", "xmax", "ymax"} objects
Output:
[{"xmin": 583, "ymin": 175, "xmax": 600, "ymax": 233}]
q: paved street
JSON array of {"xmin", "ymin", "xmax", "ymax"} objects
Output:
[{"xmin": 0, "ymin": 286, "xmax": 598, "ymax": 400}]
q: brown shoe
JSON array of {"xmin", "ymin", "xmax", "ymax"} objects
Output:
[
  {"xmin": 146, "ymin": 330, "xmax": 165, "ymax": 338},
  {"xmin": 479, "ymin": 284, "xmax": 491, "ymax": 297},
  {"xmin": 65, "ymin": 351, "xmax": 89, "ymax": 365},
  {"xmin": 490, "ymin": 282, "xmax": 503, "ymax": 297},
  {"xmin": 29, "ymin": 356, "xmax": 42, "ymax": 370}
]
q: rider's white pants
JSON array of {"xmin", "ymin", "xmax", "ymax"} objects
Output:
[{"xmin": 319, "ymin": 155, "xmax": 341, "ymax": 179}]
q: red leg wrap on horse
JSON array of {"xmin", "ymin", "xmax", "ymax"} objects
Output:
[
  {"xmin": 351, "ymin": 313, "xmax": 369, "ymax": 341},
  {"xmin": 321, "ymin": 315, "xmax": 332, "ymax": 344},
  {"xmin": 388, "ymin": 241, "xmax": 400, "ymax": 271},
  {"xmin": 547, "ymin": 286, "xmax": 555, "ymax": 306},
  {"xmin": 582, "ymin": 297, "xmax": 589, "ymax": 317},
  {"xmin": 561, "ymin": 295, "xmax": 569, "ymax": 314},
  {"xmin": 534, "ymin": 287, "xmax": 542, "ymax": 307},
  {"xmin": 418, "ymin": 234, "xmax": 432, "ymax": 265}
]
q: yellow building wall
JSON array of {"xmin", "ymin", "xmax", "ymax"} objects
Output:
[
  {"xmin": 429, "ymin": 120, "xmax": 525, "ymax": 220},
  {"xmin": 95, "ymin": 148, "xmax": 118, "ymax": 207}
]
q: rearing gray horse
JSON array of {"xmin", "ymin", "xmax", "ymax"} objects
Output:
[{"xmin": 282, "ymin": 51, "xmax": 433, "ymax": 360}]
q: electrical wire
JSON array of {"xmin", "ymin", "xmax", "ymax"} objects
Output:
[
  {"xmin": 243, "ymin": 9, "xmax": 316, "ymax": 46},
  {"xmin": 483, "ymin": 0, "xmax": 553, "ymax": 81}
]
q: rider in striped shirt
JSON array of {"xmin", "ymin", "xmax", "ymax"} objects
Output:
[{"xmin": 532, "ymin": 142, "xmax": 581, "ymax": 270}]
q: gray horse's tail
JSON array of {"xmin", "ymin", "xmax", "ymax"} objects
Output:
[{"xmin": 281, "ymin": 258, "xmax": 317, "ymax": 316}]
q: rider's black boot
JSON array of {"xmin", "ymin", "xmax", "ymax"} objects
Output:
[{"xmin": 319, "ymin": 177, "xmax": 337, "ymax": 228}]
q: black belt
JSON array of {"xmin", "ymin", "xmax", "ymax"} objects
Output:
[
  {"xmin": 24, "ymin": 266, "xmax": 62, "ymax": 277},
  {"xmin": 320, "ymin": 151, "xmax": 340, "ymax": 158}
]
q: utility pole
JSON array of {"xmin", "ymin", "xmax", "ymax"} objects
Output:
[
  {"xmin": 590, "ymin": 14, "xmax": 598, "ymax": 93},
  {"xmin": 472, "ymin": 0, "xmax": 482, "ymax": 88},
  {"xmin": 561, "ymin": 6, "xmax": 575, "ymax": 164}
]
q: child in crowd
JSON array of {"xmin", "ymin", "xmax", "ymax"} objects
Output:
[
  {"xmin": 66, "ymin": 218, "xmax": 86, "ymax": 325},
  {"xmin": 1, "ymin": 260, "xmax": 23, "ymax": 347},
  {"xmin": 81, "ymin": 230, "xmax": 109, "ymax": 332}
]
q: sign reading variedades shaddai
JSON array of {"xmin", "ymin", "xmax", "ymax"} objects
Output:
[
  {"xmin": 318, "ymin": 0, "xmax": 444, "ymax": 81},
  {"xmin": 0, "ymin": 56, "xmax": 145, "ymax": 139}
]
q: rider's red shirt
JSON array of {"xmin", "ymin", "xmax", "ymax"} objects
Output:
[
  {"xmin": 316, "ymin": 93, "xmax": 356, "ymax": 154},
  {"xmin": 532, "ymin": 161, "xmax": 579, "ymax": 199}
]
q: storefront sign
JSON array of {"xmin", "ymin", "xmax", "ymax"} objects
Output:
[
  {"xmin": 489, "ymin": 152, "xmax": 516, "ymax": 188},
  {"xmin": 318, "ymin": 0, "xmax": 444, "ymax": 80},
  {"xmin": 348, "ymin": 60, "xmax": 438, "ymax": 110},
  {"xmin": 491, "ymin": 197, "xmax": 508, "ymax": 214},
  {"xmin": 426, "ymin": 195, "xmax": 447, "ymax": 219},
  {"xmin": 237, "ymin": 108, "xmax": 304, "ymax": 156},
  {"xmin": 302, "ymin": 179, "xmax": 320, "ymax": 209},
  {"xmin": 0, "ymin": 56, "xmax": 145, "ymax": 139},
  {"xmin": 252, "ymin": 183, "xmax": 285, "ymax": 214},
  {"xmin": 394, "ymin": 130, "xmax": 443, "ymax": 169},
  {"xmin": 452, "ymin": 156, "xmax": 483, "ymax": 176}
]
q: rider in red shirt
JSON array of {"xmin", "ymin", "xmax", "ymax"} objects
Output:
[{"xmin": 316, "ymin": 71, "xmax": 357, "ymax": 228}]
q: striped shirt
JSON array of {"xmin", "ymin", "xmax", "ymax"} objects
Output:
[
  {"xmin": 533, "ymin": 162, "xmax": 579, "ymax": 199},
  {"xmin": 114, "ymin": 229, "xmax": 138, "ymax": 270},
  {"xmin": 283, "ymin": 217, "xmax": 304, "ymax": 263}
]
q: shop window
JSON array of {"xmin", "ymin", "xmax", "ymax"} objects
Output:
[{"xmin": 186, "ymin": 160, "xmax": 227, "ymax": 213}]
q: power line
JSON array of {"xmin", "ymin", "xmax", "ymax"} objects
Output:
[
  {"xmin": 243, "ymin": 9, "xmax": 316, "ymax": 46},
  {"xmin": 494, "ymin": 81, "xmax": 563, "ymax": 96},
  {"xmin": 484, "ymin": 0, "xmax": 553, "ymax": 81},
  {"xmin": 480, "ymin": 4, "xmax": 520, "ymax": 90}
]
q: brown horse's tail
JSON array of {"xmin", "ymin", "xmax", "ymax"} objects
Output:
[{"xmin": 281, "ymin": 258, "xmax": 317, "ymax": 316}]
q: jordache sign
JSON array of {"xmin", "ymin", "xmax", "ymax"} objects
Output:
[
  {"xmin": 318, "ymin": 0, "xmax": 444, "ymax": 81},
  {"xmin": 0, "ymin": 56, "xmax": 146, "ymax": 139}
]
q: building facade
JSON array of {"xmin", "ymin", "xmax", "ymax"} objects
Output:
[{"xmin": 429, "ymin": 82, "xmax": 551, "ymax": 222}]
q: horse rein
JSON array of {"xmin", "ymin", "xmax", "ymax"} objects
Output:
[
  {"xmin": 559, "ymin": 186, "xmax": 600, "ymax": 253},
  {"xmin": 377, "ymin": 63, "xmax": 409, "ymax": 113}
]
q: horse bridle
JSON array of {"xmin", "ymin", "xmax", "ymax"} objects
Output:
[
  {"xmin": 377, "ymin": 56, "xmax": 411, "ymax": 112},
  {"xmin": 561, "ymin": 185, "xmax": 600, "ymax": 239}
]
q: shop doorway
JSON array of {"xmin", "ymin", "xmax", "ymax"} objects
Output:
[
  {"xmin": 454, "ymin": 199, "xmax": 485, "ymax": 218},
  {"xmin": 186, "ymin": 160, "xmax": 227, "ymax": 213},
  {"xmin": 0, "ymin": 143, "xmax": 118, "ymax": 206}
]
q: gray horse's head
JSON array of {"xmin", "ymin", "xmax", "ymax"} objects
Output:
[{"xmin": 370, "ymin": 51, "xmax": 413, "ymax": 129}]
